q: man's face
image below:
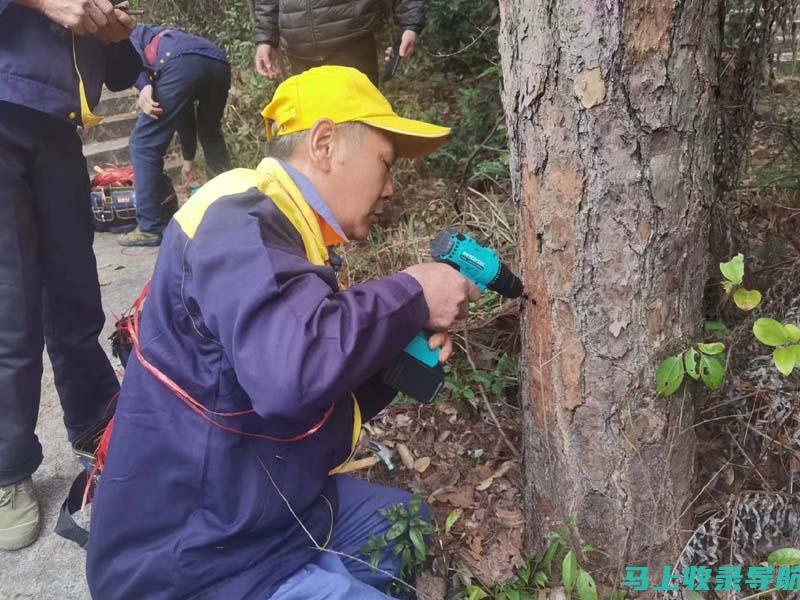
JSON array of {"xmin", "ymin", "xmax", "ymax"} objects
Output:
[{"xmin": 329, "ymin": 126, "xmax": 396, "ymax": 241}]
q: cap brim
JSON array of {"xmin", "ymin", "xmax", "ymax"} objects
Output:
[{"xmin": 359, "ymin": 115, "xmax": 450, "ymax": 159}]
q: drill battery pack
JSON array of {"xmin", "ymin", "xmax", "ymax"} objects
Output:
[{"xmin": 381, "ymin": 352, "xmax": 444, "ymax": 404}]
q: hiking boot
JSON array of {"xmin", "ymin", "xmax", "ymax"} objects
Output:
[
  {"xmin": 118, "ymin": 227, "xmax": 162, "ymax": 247},
  {"xmin": 0, "ymin": 479, "xmax": 40, "ymax": 551}
]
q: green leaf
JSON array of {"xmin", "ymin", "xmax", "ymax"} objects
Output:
[
  {"xmin": 543, "ymin": 540, "xmax": 561, "ymax": 574},
  {"xmin": 768, "ymin": 548, "xmax": 800, "ymax": 567},
  {"xmin": 656, "ymin": 356, "xmax": 684, "ymax": 396},
  {"xmin": 719, "ymin": 253, "xmax": 744, "ymax": 286},
  {"xmin": 685, "ymin": 593, "xmax": 706, "ymax": 600},
  {"xmin": 684, "ymin": 348, "xmax": 700, "ymax": 380},
  {"xmin": 704, "ymin": 321, "xmax": 729, "ymax": 339},
  {"xmin": 533, "ymin": 570, "xmax": 548, "ymax": 587},
  {"xmin": 467, "ymin": 585, "xmax": 489, "ymax": 600},
  {"xmin": 785, "ymin": 324, "xmax": 800, "ymax": 343},
  {"xmin": 699, "ymin": 354, "xmax": 725, "ymax": 390},
  {"xmin": 697, "ymin": 342, "xmax": 725, "ymax": 355},
  {"xmin": 733, "ymin": 288, "xmax": 762, "ymax": 311},
  {"xmin": 386, "ymin": 520, "xmax": 407, "ymax": 541},
  {"xmin": 445, "ymin": 509, "xmax": 462, "ymax": 534},
  {"xmin": 773, "ymin": 346, "xmax": 796, "ymax": 376},
  {"xmin": 562, "ymin": 550, "xmax": 578, "ymax": 595},
  {"xmin": 577, "ymin": 569, "xmax": 599, "ymax": 600},
  {"xmin": 409, "ymin": 491, "xmax": 422, "ymax": 516},
  {"xmin": 754, "ymin": 318, "xmax": 789, "ymax": 347},
  {"xmin": 409, "ymin": 528, "xmax": 426, "ymax": 558}
]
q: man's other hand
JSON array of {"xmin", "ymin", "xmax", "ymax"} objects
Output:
[
  {"xmin": 95, "ymin": 8, "xmax": 135, "ymax": 43},
  {"xmin": 385, "ymin": 30, "xmax": 417, "ymax": 63},
  {"xmin": 137, "ymin": 85, "xmax": 163, "ymax": 119},
  {"xmin": 403, "ymin": 263, "xmax": 481, "ymax": 331},
  {"xmin": 25, "ymin": 0, "xmax": 124, "ymax": 36},
  {"xmin": 255, "ymin": 44, "xmax": 280, "ymax": 79}
]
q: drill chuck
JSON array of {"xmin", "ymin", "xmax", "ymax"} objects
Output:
[{"xmin": 489, "ymin": 262, "xmax": 524, "ymax": 298}]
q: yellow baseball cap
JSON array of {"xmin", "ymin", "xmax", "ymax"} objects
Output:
[{"xmin": 260, "ymin": 66, "xmax": 450, "ymax": 159}]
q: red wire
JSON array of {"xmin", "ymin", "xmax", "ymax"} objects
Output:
[
  {"xmin": 124, "ymin": 282, "xmax": 335, "ymax": 442},
  {"xmin": 92, "ymin": 166, "xmax": 135, "ymax": 187}
]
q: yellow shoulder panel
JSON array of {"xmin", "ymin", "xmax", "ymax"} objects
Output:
[
  {"xmin": 174, "ymin": 160, "xmax": 329, "ymax": 267},
  {"xmin": 173, "ymin": 168, "xmax": 267, "ymax": 239}
]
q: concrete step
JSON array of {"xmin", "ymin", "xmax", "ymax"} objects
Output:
[
  {"xmin": 84, "ymin": 136, "xmax": 130, "ymax": 170},
  {"xmin": 81, "ymin": 111, "xmax": 138, "ymax": 145},
  {"xmin": 94, "ymin": 87, "xmax": 137, "ymax": 116}
]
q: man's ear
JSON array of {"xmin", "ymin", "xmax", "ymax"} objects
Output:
[{"xmin": 306, "ymin": 119, "xmax": 337, "ymax": 172}]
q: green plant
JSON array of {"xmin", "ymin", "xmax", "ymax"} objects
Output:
[
  {"xmin": 656, "ymin": 343, "xmax": 726, "ymax": 397},
  {"xmin": 752, "ymin": 318, "xmax": 800, "ymax": 375},
  {"xmin": 462, "ymin": 519, "xmax": 617, "ymax": 600},
  {"xmin": 719, "ymin": 253, "xmax": 762, "ymax": 310},
  {"xmin": 361, "ymin": 490, "xmax": 436, "ymax": 583},
  {"xmin": 444, "ymin": 352, "xmax": 518, "ymax": 406}
]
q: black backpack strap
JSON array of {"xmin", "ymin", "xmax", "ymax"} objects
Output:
[{"xmin": 55, "ymin": 469, "xmax": 92, "ymax": 548}]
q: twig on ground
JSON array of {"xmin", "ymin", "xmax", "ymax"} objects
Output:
[{"xmin": 461, "ymin": 325, "xmax": 520, "ymax": 459}]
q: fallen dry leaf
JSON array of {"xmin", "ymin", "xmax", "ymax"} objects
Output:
[
  {"xmin": 437, "ymin": 485, "xmax": 478, "ymax": 509},
  {"xmin": 495, "ymin": 507, "xmax": 525, "ymax": 527},
  {"xmin": 476, "ymin": 476, "xmax": 494, "ymax": 491},
  {"xmin": 397, "ymin": 443, "xmax": 415, "ymax": 469},
  {"xmin": 414, "ymin": 456, "xmax": 431, "ymax": 473}
]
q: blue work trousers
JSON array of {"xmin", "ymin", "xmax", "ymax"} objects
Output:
[
  {"xmin": 130, "ymin": 54, "xmax": 230, "ymax": 234},
  {"xmin": 270, "ymin": 475, "xmax": 429, "ymax": 599},
  {"xmin": 0, "ymin": 101, "xmax": 120, "ymax": 486}
]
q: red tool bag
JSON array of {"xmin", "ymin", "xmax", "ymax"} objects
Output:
[{"xmin": 89, "ymin": 166, "xmax": 178, "ymax": 234}]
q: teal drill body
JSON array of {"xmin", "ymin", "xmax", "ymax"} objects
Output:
[{"xmin": 405, "ymin": 230, "xmax": 523, "ymax": 368}]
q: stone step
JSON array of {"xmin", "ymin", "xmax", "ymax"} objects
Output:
[
  {"xmin": 84, "ymin": 136, "xmax": 180, "ymax": 171},
  {"xmin": 84, "ymin": 136, "xmax": 131, "ymax": 170},
  {"xmin": 94, "ymin": 87, "xmax": 137, "ymax": 116},
  {"xmin": 81, "ymin": 111, "xmax": 138, "ymax": 145}
]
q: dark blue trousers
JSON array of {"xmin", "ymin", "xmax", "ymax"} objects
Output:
[
  {"xmin": 0, "ymin": 101, "xmax": 120, "ymax": 487},
  {"xmin": 130, "ymin": 54, "xmax": 231, "ymax": 234},
  {"xmin": 269, "ymin": 476, "xmax": 430, "ymax": 599}
]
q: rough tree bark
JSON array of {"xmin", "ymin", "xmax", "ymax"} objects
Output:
[{"xmin": 499, "ymin": 0, "xmax": 719, "ymax": 582}]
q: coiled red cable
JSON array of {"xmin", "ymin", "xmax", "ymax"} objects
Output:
[{"xmin": 124, "ymin": 282, "xmax": 335, "ymax": 442}]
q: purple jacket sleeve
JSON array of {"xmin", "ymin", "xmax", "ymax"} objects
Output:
[
  {"xmin": 186, "ymin": 203, "xmax": 428, "ymax": 431},
  {"xmin": 0, "ymin": 1, "xmax": 9, "ymax": 16}
]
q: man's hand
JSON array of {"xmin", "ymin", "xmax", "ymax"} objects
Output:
[
  {"xmin": 428, "ymin": 332, "xmax": 453, "ymax": 363},
  {"xmin": 181, "ymin": 159, "xmax": 194, "ymax": 183},
  {"xmin": 137, "ymin": 85, "xmax": 163, "ymax": 119},
  {"xmin": 94, "ymin": 8, "xmax": 135, "ymax": 43},
  {"xmin": 385, "ymin": 30, "xmax": 418, "ymax": 63},
  {"xmin": 255, "ymin": 44, "xmax": 281, "ymax": 79},
  {"xmin": 403, "ymin": 263, "xmax": 481, "ymax": 331},
  {"xmin": 20, "ymin": 0, "xmax": 129, "ymax": 37}
]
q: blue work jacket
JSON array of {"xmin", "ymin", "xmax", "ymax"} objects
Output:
[
  {"xmin": 130, "ymin": 24, "xmax": 227, "ymax": 89},
  {"xmin": 86, "ymin": 159, "xmax": 428, "ymax": 599},
  {"xmin": 0, "ymin": 1, "xmax": 140, "ymax": 125}
]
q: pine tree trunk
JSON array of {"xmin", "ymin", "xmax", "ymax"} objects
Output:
[{"xmin": 499, "ymin": 0, "xmax": 719, "ymax": 580}]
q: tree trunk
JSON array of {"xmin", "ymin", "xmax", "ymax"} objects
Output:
[{"xmin": 499, "ymin": 0, "xmax": 719, "ymax": 582}]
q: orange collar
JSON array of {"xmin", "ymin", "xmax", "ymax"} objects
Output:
[{"xmin": 316, "ymin": 213, "xmax": 347, "ymax": 246}]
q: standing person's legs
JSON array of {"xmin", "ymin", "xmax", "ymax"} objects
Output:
[
  {"xmin": 30, "ymin": 111, "xmax": 120, "ymax": 440},
  {"xmin": 195, "ymin": 58, "xmax": 231, "ymax": 178},
  {"xmin": 288, "ymin": 37, "xmax": 380, "ymax": 86},
  {"xmin": 0, "ymin": 103, "xmax": 46, "ymax": 489},
  {"xmin": 128, "ymin": 58, "xmax": 197, "ymax": 237},
  {"xmin": 326, "ymin": 35, "xmax": 380, "ymax": 87}
]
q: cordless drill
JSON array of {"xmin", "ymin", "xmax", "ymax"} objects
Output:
[{"xmin": 381, "ymin": 230, "xmax": 524, "ymax": 403}]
